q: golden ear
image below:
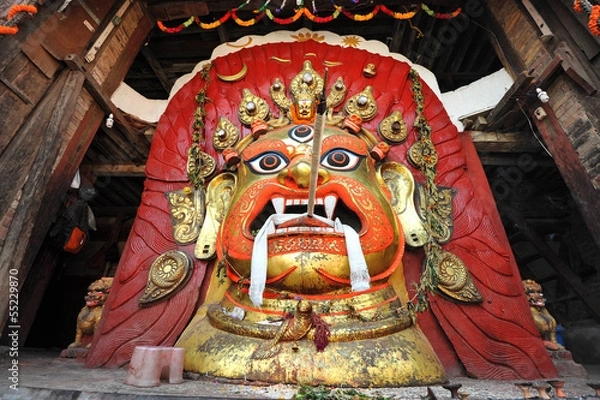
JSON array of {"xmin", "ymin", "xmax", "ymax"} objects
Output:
[
  {"xmin": 378, "ymin": 162, "xmax": 427, "ymax": 247},
  {"xmin": 194, "ymin": 172, "xmax": 237, "ymax": 260}
]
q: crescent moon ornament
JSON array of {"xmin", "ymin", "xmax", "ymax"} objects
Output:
[{"xmin": 217, "ymin": 63, "xmax": 248, "ymax": 82}]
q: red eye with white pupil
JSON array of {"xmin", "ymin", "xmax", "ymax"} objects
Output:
[
  {"xmin": 247, "ymin": 151, "xmax": 289, "ymax": 174},
  {"xmin": 321, "ymin": 149, "xmax": 362, "ymax": 171}
]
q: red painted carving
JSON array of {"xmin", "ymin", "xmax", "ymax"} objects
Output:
[{"xmin": 87, "ymin": 38, "xmax": 557, "ymax": 380}]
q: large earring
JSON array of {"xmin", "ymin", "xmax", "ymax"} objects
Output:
[
  {"xmin": 194, "ymin": 172, "xmax": 237, "ymax": 260},
  {"xmin": 378, "ymin": 162, "xmax": 427, "ymax": 247}
]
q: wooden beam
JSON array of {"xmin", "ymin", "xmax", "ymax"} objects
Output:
[
  {"xmin": 90, "ymin": 163, "xmax": 146, "ymax": 177},
  {"xmin": 141, "ymin": 46, "xmax": 172, "ymax": 94},
  {"xmin": 521, "ymin": 0, "xmax": 554, "ymax": 42},
  {"xmin": 0, "ymin": 70, "xmax": 85, "ymax": 330},
  {"xmin": 469, "ymin": 131, "xmax": 542, "ymax": 153},
  {"xmin": 486, "ymin": 71, "xmax": 534, "ymax": 130},
  {"xmin": 148, "ymin": 1, "xmax": 209, "ymax": 21},
  {"xmin": 501, "ymin": 206, "xmax": 600, "ymax": 320},
  {"xmin": 65, "ymin": 54, "xmax": 149, "ymax": 162},
  {"xmin": 483, "ymin": 3, "xmax": 527, "ymax": 81},
  {"xmin": 531, "ymin": 103, "xmax": 600, "ymax": 249}
]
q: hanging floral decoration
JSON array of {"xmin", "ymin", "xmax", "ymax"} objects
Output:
[
  {"xmin": 157, "ymin": 2, "xmax": 462, "ymax": 33},
  {"xmin": 0, "ymin": 4, "xmax": 37, "ymax": 35},
  {"xmin": 574, "ymin": 0, "xmax": 600, "ymax": 36},
  {"xmin": 188, "ymin": 63, "xmax": 213, "ymax": 188}
]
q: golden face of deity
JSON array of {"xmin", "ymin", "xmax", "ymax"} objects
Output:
[
  {"xmin": 291, "ymin": 99, "xmax": 317, "ymax": 124},
  {"xmin": 218, "ymin": 124, "xmax": 402, "ymax": 294}
]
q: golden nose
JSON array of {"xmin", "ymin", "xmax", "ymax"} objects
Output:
[{"xmin": 278, "ymin": 160, "xmax": 330, "ymax": 188}]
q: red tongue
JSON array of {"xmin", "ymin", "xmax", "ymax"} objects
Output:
[{"xmin": 277, "ymin": 215, "xmax": 331, "ymax": 229}]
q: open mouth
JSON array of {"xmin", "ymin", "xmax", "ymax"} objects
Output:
[{"xmin": 249, "ymin": 195, "xmax": 363, "ymax": 237}]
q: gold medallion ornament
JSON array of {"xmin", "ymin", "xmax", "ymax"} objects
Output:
[
  {"xmin": 165, "ymin": 187, "xmax": 204, "ymax": 245},
  {"xmin": 212, "ymin": 117, "xmax": 240, "ymax": 151},
  {"xmin": 408, "ymin": 138, "xmax": 438, "ymax": 169},
  {"xmin": 378, "ymin": 110, "xmax": 408, "ymax": 144},
  {"xmin": 139, "ymin": 250, "xmax": 193, "ymax": 306},
  {"xmin": 344, "ymin": 86, "xmax": 378, "ymax": 121},
  {"xmin": 434, "ymin": 250, "xmax": 483, "ymax": 303},
  {"xmin": 238, "ymin": 88, "xmax": 270, "ymax": 126}
]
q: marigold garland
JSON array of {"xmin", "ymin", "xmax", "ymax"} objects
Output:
[
  {"xmin": 590, "ymin": 5, "xmax": 600, "ymax": 35},
  {"xmin": 156, "ymin": 2, "xmax": 461, "ymax": 33},
  {"xmin": 0, "ymin": 25, "xmax": 18, "ymax": 34},
  {"xmin": 574, "ymin": 0, "xmax": 600, "ymax": 36},
  {"xmin": 1, "ymin": 4, "xmax": 37, "ymax": 35},
  {"xmin": 232, "ymin": 9, "xmax": 265, "ymax": 27},
  {"xmin": 336, "ymin": 5, "xmax": 380, "ymax": 21},
  {"xmin": 380, "ymin": 4, "xmax": 420, "ymax": 19},
  {"xmin": 421, "ymin": 3, "xmax": 461, "ymax": 19}
]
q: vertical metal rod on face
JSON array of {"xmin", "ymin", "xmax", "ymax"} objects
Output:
[{"xmin": 307, "ymin": 69, "xmax": 328, "ymax": 217}]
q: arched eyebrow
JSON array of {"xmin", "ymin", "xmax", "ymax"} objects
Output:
[
  {"xmin": 321, "ymin": 135, "xmax": 368, "ymax": 155},
  {"xmin": 242, "ymin": 139, "xmax": 288, "ymax": 161}
]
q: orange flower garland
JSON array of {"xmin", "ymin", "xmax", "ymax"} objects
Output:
[
  {"xmin": 156, "ymin": 2, "xmax": 463, "ymax": 33},
  {"xmin": 380, "ymin": 4, "xmax": 420, "ymax": 19},
  {"xmin": 1, "ymin": 4, "xmax": 37, "ymax": 35},
  {"xmin": 7, "ymin": 4, "xmax": 37, "ymax": 20},
  {"xmin": 590, "ymin": 5, "xmax": 600, "ymax": 35},
  {"xmin": 574, "ymin": 0, "xmax": 600, "ymax": 36}
]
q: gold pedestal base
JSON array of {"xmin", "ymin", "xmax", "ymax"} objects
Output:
[{"xmin": 177, "ymin": 313, "xmax": 447, "ymax": 387}]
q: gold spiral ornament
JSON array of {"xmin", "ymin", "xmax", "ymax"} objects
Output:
[
  {"xmin": 139, "ymin": 250, "xmax": 193, "ymax": 306},
  {"xmin": 436, "ymin": 250, "xmax": 483, "ymax": 303}
]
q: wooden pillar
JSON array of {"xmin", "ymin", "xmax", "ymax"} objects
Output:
[
  {"xmin": 486, "ymin": 0, "xmax": 600, "ymax": 248},
  {"xmin": 0, "ymin": 69, "xmax": 85, "ymax": 328},
  {"xmin": 0, "ymin": 0, "xmax": 154, "ymax": 331}
]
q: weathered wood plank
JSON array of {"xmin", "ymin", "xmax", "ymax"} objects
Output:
[
  {"xmin": 486, "ymin": 71, "xmax": 534, "ymax": 130},
  {"xmin": 21, "ymin": 33, "xmax": 61, "ymax": 79},
  {"xmin": 98, "ymin": 1, "xmax": 153, "ymax": 96},
  {"xmin": 148, "ymin": 1, "xmax": 209, "ymax": 20},
  {"xmin": 0, "ymin": 56, "xmax": 52, "ymax": 156},
  {"xmin": 0, "ymin": 1, "xmax": 63, "ymax": 74},
  {"xmin": 470, "ymin": 131, "xmax": 542, "ymax": 153},
  {"xmin": 521, "ymin": 0, "xmax": 554, "ymax": 41},
  {"xmin": 0, "ymin": 70, "xmax": 85, "ymax": 329},
  {"xmin": 0, "ymin": 70, "xmax": 66, "ymax": 219},
  {"xmin": 484, "ymin": 1, "xmax": 526, "ymax": 79},
  {"xmin": 89, "ymin": 163, "xmax": 146, "ymax": 177},
  {"xmin": 66, "ymin": 54, "xmax": 148, "ymax": 161}
]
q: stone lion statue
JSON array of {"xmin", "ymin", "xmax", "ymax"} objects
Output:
[
  {"xmin": 68, "ymin": 277, "xmax": 113, "ymax": 349},
  {"xmin": 523, "ymin": 279, "xmax": 564, "ymax": 351}
]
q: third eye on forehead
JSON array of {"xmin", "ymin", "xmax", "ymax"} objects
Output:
[{"xmin": 288, "ymin": 125, "xmax": 314, "ymax": 143}]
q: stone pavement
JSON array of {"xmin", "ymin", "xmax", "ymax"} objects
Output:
[{"xmin": 1, "ymin": 348, "xmax": 599, "ymax": 399}]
